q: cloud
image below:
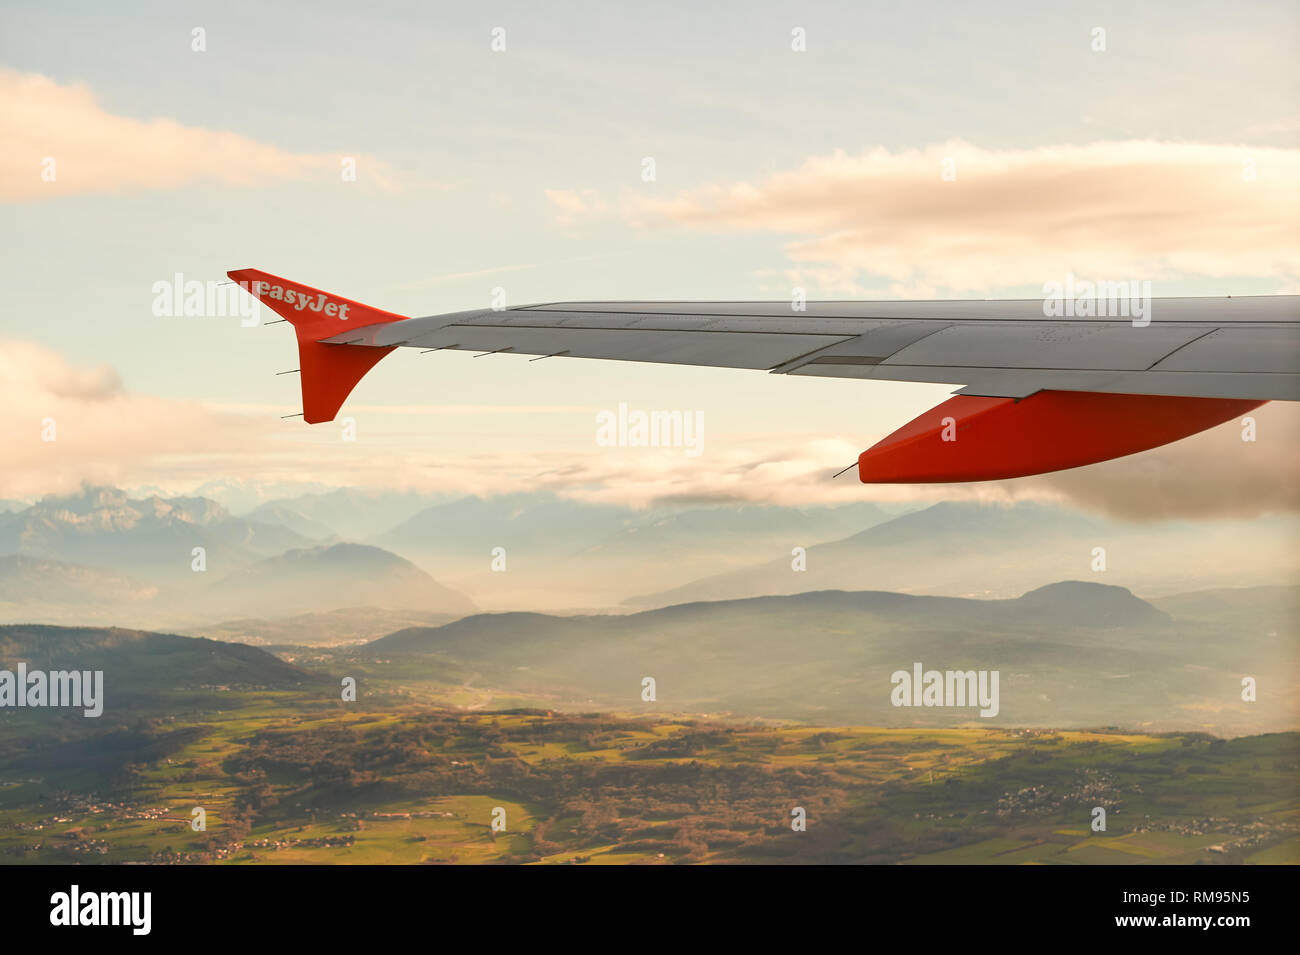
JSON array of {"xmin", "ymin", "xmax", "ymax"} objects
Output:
[
  {"xmin": 0, "ymin": 67, "xmax": 396, "ymax": 201},
  {"xmin": 4, "ymin": 342, "xmax": 1293, "ymax": 521},
  {"xmin": 0, "ymin": 341, "xmax": 271, "ymax": 498},
  {"xmin": 561, "ymin": 140, "xmax": 1300, "ymax": 294},
  {"xmin": 525, "ymin": 408, "xmax": 1300, "ymax": 521},
  {"xmin": 1026, "ymin": 401, "xmax": 1300, "ymax": 520},
  {"xmin": 544, "ymin": 188, "xmax": 609, "ymax": 227}
]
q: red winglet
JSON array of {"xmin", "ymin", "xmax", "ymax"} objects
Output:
[
  {"xmin": 858, "ymin": 390, "xmax": 1265, "ymax": 483},
  {"xmin": 228, "ymin": 268, "xmax": 407, "ymax": 423}
]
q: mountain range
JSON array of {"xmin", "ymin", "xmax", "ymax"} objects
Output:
[
  {"xmin": 3, "ymin": 579, "xmax": 1291, "ymax": 736},
  {"xmin": 0, "ymin": 487, "xmax": 308, "ymax": 583},
  {"xmin": 626, "ymin": 501, "xmax": 1300, "ymax": 606},
  {"xmin": 202, "ymin": 542, "xmax": 477, "ymax": 618},
  {"xmin": 347, "ymin": 580, "xmax": 1294, "ymax": 735},
  {"xmin": 1, "ymin": 485, "xmax": 1295, "ymax": 646}
]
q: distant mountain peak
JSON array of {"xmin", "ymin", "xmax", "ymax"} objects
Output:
[
  {"xmin": 38, "ymin": 484, "xmax": 128, "ymax": 515},
  {"xmin": 208, "ymin": 541, "xmax": 476, "ymax": 617},
  {"xmin": 0, "ymin": 484, "xmax": 309, "ymax": 583},
  {"xmin": 32, "ymin": 484, "xmax": 232, "ymax": 526},
  {"xmin": 272, "ymin": 541, "xmax": 407, "ymax": 566},
  {"xmin": 1016, "ymin": 580, "xmax": 1168, "ymax": 626}
]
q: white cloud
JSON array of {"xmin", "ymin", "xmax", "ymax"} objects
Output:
[
  {"xmin": 4, "ymin": 341, "xmax": 1294, "ymax": 520},
  {"xmin": 0, "ymin": 341, "xmax": 271, "ymax": 498},
  {"xmin": 557, "ymin": 140, "xmax": 1300, "ymax": 294},
  {"xmin": 1030, "ymin": 401, "xmax": 1300, "ymax": 520},
  {"xmin": 0, "ymin": 67, "xmax": 397, "ymax": 201},
  {"xmin": 544, "ymin": 188, "xmax": 610, "ymax": 227}
]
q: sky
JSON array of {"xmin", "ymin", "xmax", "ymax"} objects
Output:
[{"xmin": 1, "ymin": 0, "xmax": 1297, "ymax": 514}]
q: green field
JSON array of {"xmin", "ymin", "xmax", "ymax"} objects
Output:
[{"xmin": 1, "ymin": 701, "xmax": 1294, "ymax": 864}]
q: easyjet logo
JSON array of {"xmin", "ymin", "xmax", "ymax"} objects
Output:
[{"xmin": 253, "ymin": 281, "xmax": 351, "ymax": 320}]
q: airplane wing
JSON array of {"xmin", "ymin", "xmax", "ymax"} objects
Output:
[{"xmin": 228, "ymin": 268, "xmax": 1299, "ymax": 483}]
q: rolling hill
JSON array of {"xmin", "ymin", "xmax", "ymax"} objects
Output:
[
  {"xmin": 0, "ymin": 623, "xmax": 327, "ymax": 712},
  {"xmin": 351, "ymin": 580, "xmax": 1290, "ymax": 735}
]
